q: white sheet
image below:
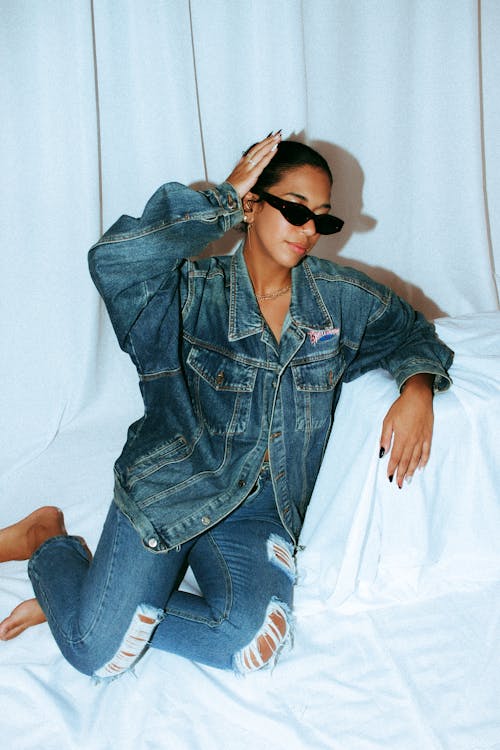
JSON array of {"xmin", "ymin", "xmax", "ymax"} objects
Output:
[{"xmin": 1, "ymin": 311, "xmax": 499, "ymax": 750}]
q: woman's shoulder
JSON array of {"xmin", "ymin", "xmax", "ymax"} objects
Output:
[{"xmin": 305, "ymin": 255, "xmax": 391, "ymax": 298}]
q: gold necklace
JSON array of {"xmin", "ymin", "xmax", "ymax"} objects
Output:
[{"xmin": 255, "ymin": 285, "xmax": 291, "ymax": 301}]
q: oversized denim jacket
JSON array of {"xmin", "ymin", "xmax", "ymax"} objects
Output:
[{"xmin": 89, "ymin": 181, "xmax": 453, "ymax": 553}]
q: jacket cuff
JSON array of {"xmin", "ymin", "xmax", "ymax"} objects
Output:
[
  {"xmin": 212, "ymin": 182, "xmax": 244, "ymax": 228},
  {"xmin": 397, "ymin": 364, "xmax": 453, "ymax": 394}
]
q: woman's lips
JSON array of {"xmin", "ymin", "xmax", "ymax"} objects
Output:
[{"xmin": 287, "ymin": 241, "xmax": 308, "ymax": 256}]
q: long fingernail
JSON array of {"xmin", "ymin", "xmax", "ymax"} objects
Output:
[
  {"xmin": 266, "ymin": 131, "xmax": 273, "ymax": 137},
  {"xmin": 379, "ymin": 447, "xmax": 385, "ymax": 458},
  {"xmin": 388, "ymin": 474, "xmax": 394, "ymax": 483}
]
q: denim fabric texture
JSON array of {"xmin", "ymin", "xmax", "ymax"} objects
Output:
[
  {"xmin": 28, "ymin": 465, "xmax": 294, "ymax": 675},
  {"xmin": 88, "ymin": 181, "xmax": 453, "ymax": 553}
]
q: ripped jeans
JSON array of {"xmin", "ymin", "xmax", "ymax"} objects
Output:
[{"xmin": 27, "ymin": 464, "xmax": 295, "ymax": 679}]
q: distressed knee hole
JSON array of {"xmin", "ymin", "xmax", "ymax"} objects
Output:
[
  {"xmin": 233, "ymin": 600, "xmax": 293, "ymax": 675},
  {"xmin": 267, "ymin": 533, "xmax": 296, "ymax": 582},
  {"xmin": 93, "ymin": 603, "xmax": 163, "ymax": 680}
]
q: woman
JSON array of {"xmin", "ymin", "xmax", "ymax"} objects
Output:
[{"xmin": 0, "ymin": 134, "xmax": 453, "ymax": 677}]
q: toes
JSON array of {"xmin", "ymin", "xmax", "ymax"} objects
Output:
[
  {"xmin": 0, "ymin": 598, "xmax": 46, "ymax": 640},
  {"xmin": 0, "ymin": 622, "xmax": 26, "ymax": 641}
]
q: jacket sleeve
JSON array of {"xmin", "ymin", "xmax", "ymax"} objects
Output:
[
  {"xmin": 344, "ymin": 285, "xmax": 454, "ymax": 393},
  {"xmin": 88, "ymin": 181, "xmax": 243, "ymax": 350}
]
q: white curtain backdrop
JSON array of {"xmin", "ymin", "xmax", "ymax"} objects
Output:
[{"xmin": 1, "ymin": 0, "xmax": 499, "ymax": 482}]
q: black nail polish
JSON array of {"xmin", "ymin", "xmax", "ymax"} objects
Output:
[
  {"xmin": 379, "ymin": 447, "xmax": 385, "ymax": 458},
  {"xmin": 266, "ymin": 131, "xmax": 273, "ymax": 137},
  {"xmin": 389, "ymin": 474, "xmax": 394, "ymax": 483}
]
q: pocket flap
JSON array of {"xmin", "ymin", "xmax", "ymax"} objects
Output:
[
  {"xmin": 187, "ymin": 346, "xmax": 257, "ymax": 392},
  {"xmin": 292, "ymin": 358, "xmax": 344, "ymax": 392}
]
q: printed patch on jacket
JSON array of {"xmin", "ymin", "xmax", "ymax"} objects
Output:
[{"xmin": 308, "ymin": 327, "xmax": 340, "ymax": 345}]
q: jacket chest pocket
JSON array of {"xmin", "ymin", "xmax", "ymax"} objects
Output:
[
  {"xmin": 291, "ymin": 356, "xmax": 344, "ymax": 430},
  {"xmin": 187, "ymin": 346, "xmax": 257, "ymax": 435}
]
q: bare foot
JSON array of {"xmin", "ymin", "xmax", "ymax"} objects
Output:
[
  {"xmin": 0, "ymin": 598, "xmax": 47, "ymax": 640},
  {"xmin": 0, "ymin": 506, "xmax": 66, "ymax": 563}
]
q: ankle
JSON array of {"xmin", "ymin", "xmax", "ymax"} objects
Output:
[{"xmin": 28, "ymin": 508, "xmax": 66, "ymax": 555}]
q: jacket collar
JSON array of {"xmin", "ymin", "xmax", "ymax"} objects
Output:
[{"xmin": 228, "ymin": 244, "xmax": 333, "ymax": 341}]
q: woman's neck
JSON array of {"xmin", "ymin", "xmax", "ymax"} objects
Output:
[
  {"xmin": 243, "ymin": 241, "xmax": 292, "ymax": 344},
  {"xmin": 243, "ymin": 244, "xmax": 291, "ymax": 298}
]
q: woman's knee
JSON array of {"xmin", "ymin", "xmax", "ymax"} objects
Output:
[
  {"xmin": 232, "ymin": 598, "xmax": 293, "ymax": 675},
  {"xmin": 60, "ymin": 602, "xmax": 164, "ymax": 681}
]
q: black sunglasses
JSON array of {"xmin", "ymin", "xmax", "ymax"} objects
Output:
[{"xmin": 257, "ymin": 190, "xmax": 344, "ymax": 235}]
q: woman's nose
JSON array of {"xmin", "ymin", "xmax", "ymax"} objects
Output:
[{"xmin": 301, "ymin": 218, "xmax": 317, "ymax": 235}]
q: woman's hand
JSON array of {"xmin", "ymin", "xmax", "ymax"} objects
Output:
[
  {"xmin": 379, "ymin": 373, "xmax": 435, "ymax": 488},
  {"xmin": 226, "ymin": 131, "xmax": 281, "ymax": 198}
]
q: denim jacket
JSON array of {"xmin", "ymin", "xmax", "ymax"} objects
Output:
[{"xmin": 89, "ymin": 181, "xmax": 453, "ymax": 553}]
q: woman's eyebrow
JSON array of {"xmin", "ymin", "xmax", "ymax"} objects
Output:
[{"xmin": 284, "ymin": 191, "xmax": 332, "ymax": 209}]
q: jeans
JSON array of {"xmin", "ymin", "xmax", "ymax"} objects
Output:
[{"xmin": 28, "ymin": 465, "xmax": 295, "ymax": 678}]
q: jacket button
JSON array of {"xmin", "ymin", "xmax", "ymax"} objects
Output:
[
  {"xmin": 216, "ymin": 371, "xmax": 225, "ymax": 385},
  {"xmin": 148, "ymin": 538, "xmax": 158, "ymax": 548},
  {"xmin": 201, "ymin": 515, "xmax": 211, "ymax": 526},
  {"xmin": 238, "ymin": 479, "xmax": 246, "ymax": 487}
]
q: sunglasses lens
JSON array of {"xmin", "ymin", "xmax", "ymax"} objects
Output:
[
  {"xmin": 282, "ymin": 204, "xmax": 344, "ymax": 235},
  {"xmin": 282, "ymin": 204, "xmax": 310, "ymax": 227},
  {"xmin": 314, "ymin": 215, "xmax": 344, "ymax": 235}
]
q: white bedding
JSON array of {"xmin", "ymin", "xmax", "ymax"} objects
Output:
[{"xmin": 1, "ymin": 311, "xmax": 499, "ymax": 750}]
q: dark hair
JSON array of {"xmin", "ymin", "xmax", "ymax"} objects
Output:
[{"xmin": 251, "ymin": 140, "xmax": 333, "ymax": 194}]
